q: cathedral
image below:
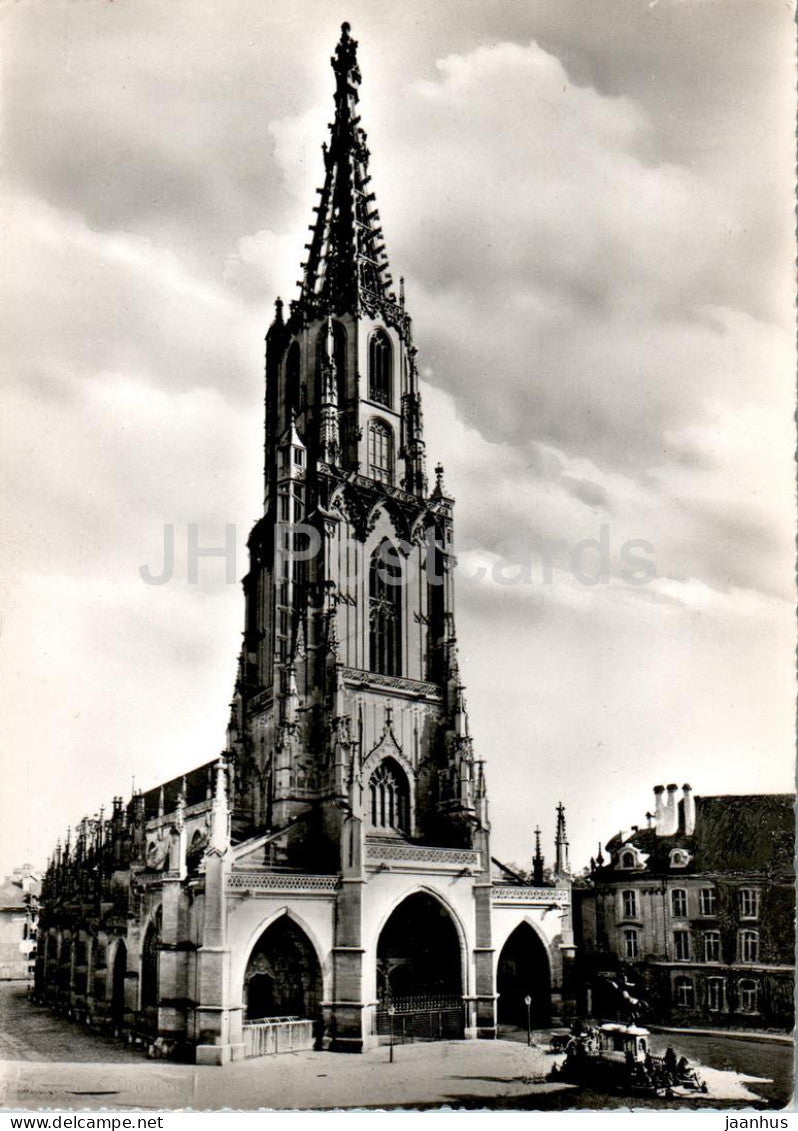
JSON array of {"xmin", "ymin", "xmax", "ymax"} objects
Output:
[{"xmin": 34, "ymin": 24, "xmax": 575, "ymax": 1064}]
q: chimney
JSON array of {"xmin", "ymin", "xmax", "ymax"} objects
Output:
[
  {"xmin": 653, "ymin": 785, "xmax": 665, "ymax": 834},
  {"xmin": 663, "ymin": 783, "xmax": 679, "ymax": 835},
  {"xmin": 682, "ymin": 783, "xmax": 695, "ymax": 835}
]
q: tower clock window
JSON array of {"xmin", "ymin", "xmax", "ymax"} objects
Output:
[
  {"xmin": 368, "ymin": 420, "xmax": 394, "ymax": 485},
  {"xmin": 369, "ymin": 541, "xmax": 402, "ymax": 676},
  {"xmin": 369, "ymin": 329, "xmax": 393, "ymax": 406}
]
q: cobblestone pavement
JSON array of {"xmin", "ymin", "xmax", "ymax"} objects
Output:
[
  {"xmin": 0, "ymin": 983, "xmax": 141, "ymax": 1064},
  {"xmin": 0, "ymin": 983, "xmax": 786, "ymax": 1112}
]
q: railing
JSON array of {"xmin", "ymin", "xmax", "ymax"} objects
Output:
[
  {"xmin": 228, "ymin": 872, "xmax": 340, "ymax": 893},
  {"xmin": 366, "ymin": 841, "xmax": 480, "ymax": 868},
  {"xmin": 375, "ymin": 995, "xmax": 464, "ymax": 1043},
  {"xmin": 492, "ymin": 885, "xmax": 570, "ymax": 904},
  {"xmin": 242, "ymin": 1016, "xmax": 315, "ymax": 1058}
]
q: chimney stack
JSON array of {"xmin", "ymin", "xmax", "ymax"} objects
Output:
[
  {"xmin": 653, "ymin": 785, "xmax": 665, "ymax": 834},
  {"xmin": 662, "ymin": 783, "xmax": 679, "ymax": 835},
  {"xmin": 682, "ymin": 783, "xmax": 695, "ymax": 835}
]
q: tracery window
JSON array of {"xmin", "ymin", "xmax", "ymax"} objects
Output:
[
  {"xmin": 368, "ymin": 420, "xmax": 394, "ymax": 485},
  {"xmin": 369, "ymin": 541, "xmax": 402, "ymax": 676},
  {"xmin": 368, "ymin": 329, "xmax": 392, "ymax": 406},
  {"xmin": 368, "ymin": 758, "xmax": 410, "ymax": 834}
]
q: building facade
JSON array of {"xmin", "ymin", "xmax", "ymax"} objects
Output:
[
  {"xmin": 0, "ymin": 866, "xmax": 39, "ymax": 981},
  {"xmin": 575, "ymin": 785, "xmax": 794, "ymax": 1030},
  {"xmin": 35, "ymin": 25, "xmax": 575, "ymax": 1064}
]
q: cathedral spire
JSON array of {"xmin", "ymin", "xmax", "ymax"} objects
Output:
[{"xmin": 299, "ymin": 22, "xmax": 395, "ymax": 318}]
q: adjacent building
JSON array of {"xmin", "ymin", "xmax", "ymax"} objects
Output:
[
  {"xmin": 34, "ymin": 25, "xmax": 575, "ymax": 1063},
  {"xmin": 575, "ymin": 785, "xmax": 795, "ymax": 1030},
  {"xmin": 0, "ymin": 865, "xmax": 40, "ymax": 981}
]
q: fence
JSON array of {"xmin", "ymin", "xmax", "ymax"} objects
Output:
[
  {"xmin": 375, "ymin": 995, "xmax": 465, "ymax": 1043},
  {"xmin": 242, "ymin": 1015, "xmax": 315, "ymax": 1058}
]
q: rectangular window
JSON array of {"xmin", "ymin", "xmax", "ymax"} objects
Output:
[
  {"xmin": 739, "ymin": 889, "xmax": 759, "ymax": 919},
  {"xmin": 707, "ymin": 978, "xmax": 726, "ymax": 1012},
  {"xmin": 674, "ymin": 929, "xmax": 690, "ymax": 961},
  {"xmin": 622, "ymin": 890, "xmax": 637, "ymax": 919},
  {"xmin": 704, "ymin": 931, "xmax": 721, "ymax": 963},
  {"xmin": 280, "ymin": 495, "xmax": 290, "ymax": 521},
  {"xmin": 699, "ymin": 888, "xmax": 717, "ymax": 916},
  {"xmin": 739, "ymin": 930, "xmax": 759, "ymax": 963},
  {"xmin": 671, "ymin": 889, "xmax": 687, "ymax": 918},
  {"xmin": 674, "ymin": 977, "xmax": 694, "ymax": 1008},
  {"xmin": 623, "ymin": 928, "xmax": 639, "ymax": 960},
  {"xmin": 739, "ymin": 980, "xmax": 759, "ymax": 1014}
]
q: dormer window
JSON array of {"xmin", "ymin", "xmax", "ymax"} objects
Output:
[
  {"xmin": 621, "ymin": 851, "xmax": 635, "ymax": 869},
  {"xmin": 369, "ymin": 329, "xmax": 393, "ymax": 407},
  {"xmin": 669, "ymin": 849, "xmax": 691, "ymax": 869}
]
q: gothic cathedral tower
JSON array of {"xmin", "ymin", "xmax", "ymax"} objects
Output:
[
  {"xmin": 34, "ymin": 26, "xmax": 575, "ymax": 1066},
  {"xmin": 222, "ymin": 22, "xmax": 494, "ymax": 1050}
]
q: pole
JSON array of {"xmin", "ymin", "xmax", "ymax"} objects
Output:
[
  {"xmin": 388, "ymin": 1005, "xmax": 395, "ymax": 1063},
  {"xmin": 524, "ymin": 994, "xmax": 532, "ymax": 1047}
]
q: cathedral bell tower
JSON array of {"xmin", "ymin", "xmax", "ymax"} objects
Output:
[{"xmin": 227, "ymin": 22, "xmax": 487, "ymax": 871}]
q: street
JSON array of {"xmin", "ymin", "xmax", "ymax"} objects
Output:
[{"xmin": 0, "ymin": 984, "xmax": 790, "ymax": 1111}]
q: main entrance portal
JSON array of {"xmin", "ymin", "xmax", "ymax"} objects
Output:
[{"xmin": 375, "ymin": 892, "xmax": 464, "ymax": 1041}]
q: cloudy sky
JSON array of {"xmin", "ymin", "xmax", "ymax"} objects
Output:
[{"xmin": 1, "ymin": 0, "xmax": 794, "ymax": 876}]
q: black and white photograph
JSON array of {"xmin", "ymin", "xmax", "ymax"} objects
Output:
[{"xmin": 1, "ymin": 0, "xmax": 795, "ymax": 1117}]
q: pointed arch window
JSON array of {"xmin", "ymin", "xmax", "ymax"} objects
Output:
[
  {"xmin": 368, "ymin": 758, "xmax": 410, "ymax": 834},
  {"xmin": 285, "ymin": 341, "xmax": 301, "ymax": 426},
  {"xmin": 368, "ymin": 420, "xmax": 394, "ymax": 485},
  {"xmin": 369, "ymin": 329, "xmax": 393, "ymax": 407},
  {"xmin": 369, "ymin": 541, "xmax": 402, "ymax": 676}
]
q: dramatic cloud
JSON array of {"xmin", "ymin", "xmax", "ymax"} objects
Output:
[{"xmin": 1, "ymin": 0, "xmax": 793, "ymax": 873}]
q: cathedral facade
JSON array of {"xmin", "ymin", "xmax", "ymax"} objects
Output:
[{"xmin": 35, "ymin": 25, "xmax": 575, "ymax": 1064}]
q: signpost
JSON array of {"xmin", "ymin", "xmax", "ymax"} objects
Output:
[{"xmin": 524, "ymin": 995, "xmax": 532, "ymax": 1047}]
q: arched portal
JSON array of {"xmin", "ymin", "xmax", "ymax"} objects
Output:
[
  {"xmin": 140, "ymin": 918, "xmax": 160, "ymax": 1031},
  {"xmin": 111, "ymin": 940, "xmax": 127, "ymax": 1024},
  {"xmin": 376, "ymin": 892, "xmax": 464, "ymax": 1041},
  {"xmin": 496, "ymin": 922, "xmax": 551, "ymax": 1031},
  {"xmin": 244, "ymin": 915, "xmax": 322, "ymax": 1027}
]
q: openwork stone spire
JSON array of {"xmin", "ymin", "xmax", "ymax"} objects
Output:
[{"xmin": 299, "ymin": 22, "xmax": 395, "ymax": 318}]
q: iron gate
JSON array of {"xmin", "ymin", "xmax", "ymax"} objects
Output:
[{"xmin": 375, "ymin": 994, "xmax": 465, "ymax": 1043}]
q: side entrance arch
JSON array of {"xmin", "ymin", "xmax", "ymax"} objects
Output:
[
  {"xmin": 496, "ymin": 922, "xmax": 552, "ymax": 1032},
  {"xmin": 375, "ymin": 891, "xmax": 464, "ymax": 1041},
  {"xmin": 243, "ymin": 915, "xmax": 322, "ymax": 1029}
]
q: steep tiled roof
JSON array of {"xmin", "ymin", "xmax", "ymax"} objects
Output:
[{"xmin": 600, "ymin": 793, "xmax": 794, "ymax": 878}]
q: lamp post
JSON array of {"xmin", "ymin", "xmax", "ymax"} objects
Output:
[
  {"xmin": 524, "ymin": 995, "xmax": 532, "ymax": 1047},
  {"xmin": 388, "ymin": 1005, "xmax": 396, "ymax": 1063}
]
